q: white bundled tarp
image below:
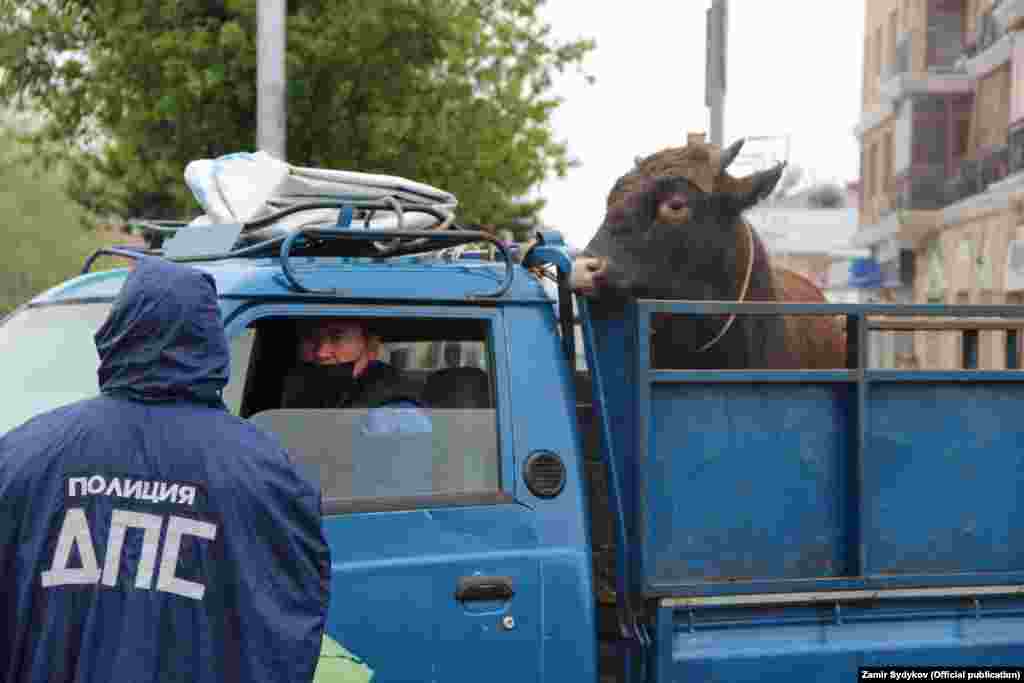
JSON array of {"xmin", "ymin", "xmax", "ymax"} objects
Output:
[{"xmin": 184, "ymin": 151, "xmax": 457, "ymax": 231}]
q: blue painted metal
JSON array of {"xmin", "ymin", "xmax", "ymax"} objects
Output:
[
  {"xmin": 318, "ymin": 503, "xmax": 547, "ymax": 682},
  {"xmin": 336, "ymin": 204, "xmax": 354, "ymax": 228},
  {"xmin": 522, "ymin": 231, "xmax": 577, "ymax": 371},
  {"xmin": 642, "ymin": 382, "xmax": 851, "ymax": 589},
  {"xmin": 521, "ymin": 230, "xmax": 573, "ymax": 277},
  {"xmin": 580, "ymin": 297, "xmax": 1024, "ymax": 604},
  {"xmin": 36, "ymin": 258, "xmax": 551, "ymax": 307},
  {"xmin": 577, "ymin": 299, "xmax": 644, "ymax": 646},
  {"xmin": 866, "ymin": 383, "xmax": 1024, "ymax": 577},
  {"xmin": 851, "ymin": 311, "xmax": 869, "ymax": 580},
  {"xmin": 502, "ymin": 304, "xmax": 597, "ymax": 680},
  {"xmin": 657, "ymin": 593, "xmax": 1024, "ymax": 680},
  {"xmin": 652, "ymin": 370, "xmax": 856, "ymax": 383}
]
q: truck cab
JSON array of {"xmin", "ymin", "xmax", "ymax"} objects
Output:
[{"xmin": 1, "ymin": 221, "xmax": 596, "ymax": 682}]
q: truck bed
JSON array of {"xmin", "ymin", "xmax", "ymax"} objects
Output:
[{"xmin": 576, "ymin": 299, "xmax": 1024, "ymax": 679}]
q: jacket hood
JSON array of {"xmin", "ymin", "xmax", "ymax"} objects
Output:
[{"xmin": 94, "ymin": 256, "xmax": 230, "ymax": 405}]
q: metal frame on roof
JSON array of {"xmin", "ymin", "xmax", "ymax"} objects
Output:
[{"xmin": 80, "ymin": 200, "xmax": 518, "ymax": 300}]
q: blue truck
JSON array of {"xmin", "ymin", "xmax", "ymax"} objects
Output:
[{"xmin": 3, "ymin": 204, "xmax": 1024, "ymax": 681}]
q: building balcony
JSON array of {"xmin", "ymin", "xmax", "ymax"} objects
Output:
[
  {"xmin": 983, "ymin": 145, "xmax": 1012, "ymax": 187},
  {"xmin": 962, "ymin": 31, "xmax": 1013, "ymax": 79},
  {"xmin": 994, "ymin": 0, "xmax": 1024, "ymax": 34},
  {"xmin": 896, "ymin": 169, "xmax": 949, "ymax": 212},
  {"xmin": 878, "ymin": 29, "xmax": 971, "ymax": 103},
  {"xmin": 879, "ymin": 71, "xmax": 973, "ymax": 102},
  {"xmin": 965, "ymin": 5, "xmax": 1007, "ymax": 59},
  {"xmin": 944, "ymin": 147, "xmax": 1011, "ymax": 205},
  {"xmin": 881, "ymin": 34, "xmax": 912, "ymax": 82},
  {"xmin": 945, "ymin": 160, "xmax": 983, "ymax": 205}
]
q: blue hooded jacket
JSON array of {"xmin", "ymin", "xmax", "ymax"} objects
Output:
[{"xmin": 0, "ymin": 257, "xmax": 330, "ymax": 683}]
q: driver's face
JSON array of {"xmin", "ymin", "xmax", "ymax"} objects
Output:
[{"xmin": 300, "ymin": 320, "xmax": 369, "ymax": 366}]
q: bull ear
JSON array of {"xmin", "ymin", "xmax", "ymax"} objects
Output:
[
  {"xmin": 726, "ymin": 162, "xmax": 786, "ymax": 213},
  {"xmin": 718, "ymin": 138, "xmax": 745, "ymax": 173}
]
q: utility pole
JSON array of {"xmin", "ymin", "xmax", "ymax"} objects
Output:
[
  {"xmin": 257, "ymin": 0, "xmax": 287, "ymax": 160},
  {"xmin": 705, "ymin": 0, "xmax": 728, "ymax": 146}
]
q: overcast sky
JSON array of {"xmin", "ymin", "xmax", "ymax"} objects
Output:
[{"xmin": 536, "ymin": 1, "xmax": 866, "ymax": 249}]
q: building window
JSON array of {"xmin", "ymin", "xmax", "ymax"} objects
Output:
[
  {"xmin": 925, "ymin": 239, "xmax": 946, "ymax": 303},
  {"xmin": 872, "ymin": 142, "xmax": 881, "ymax": 200},
  {"xmin": 860, "ymin": 149, "xmax": 868, "ymax": 211},
  {"xmin": 866, "ymin": 144, "xmax": 877, "ymax": 206},
  {"xmin": 955, "ymin": 117, "xmax": 971, "ymax": 159},
  {"xmin": 875, "ymin": 26, "xmax": 884, "ymax": 77},
  {"xmin": 883, "ymin": 131, "xmax": 893, "ymax": 194}
]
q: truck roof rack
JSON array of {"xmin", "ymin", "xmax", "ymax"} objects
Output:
[{"xmin": 81, "ymin": 199, "xmax": 518, "ymax": 299}]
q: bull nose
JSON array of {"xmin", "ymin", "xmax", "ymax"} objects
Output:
[{"xmin": 570, "ymin": 256, "xmax": 608, "ymax": 294}]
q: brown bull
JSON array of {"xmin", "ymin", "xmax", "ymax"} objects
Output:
[{"xmin": 570, "ymin": 135, "xmax": 846, "ymax": 370}]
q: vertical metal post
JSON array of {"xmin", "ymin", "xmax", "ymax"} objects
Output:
[
  {"xmin": 257, "ymin": 0, "xmax": 287, "ymax": 160},
  {"xmin": 962, "ymin": 330, "xmax": 979, "ymax": 369},
  {"xmin": 845, "ymin": 314, "xmax": 868, "ymax": 577},
  {"xmin": 705, "ymin": 0, "xmax": 728, "ymax": 146}
]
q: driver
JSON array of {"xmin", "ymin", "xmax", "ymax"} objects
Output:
[{"xmin": 281, "ymin": 318, "xmax": 423, "ymax": 411}]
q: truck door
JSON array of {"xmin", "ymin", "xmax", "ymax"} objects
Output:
[{"xmin": 224, "ymin": 306, "xmax": 543, "ymax": 683}]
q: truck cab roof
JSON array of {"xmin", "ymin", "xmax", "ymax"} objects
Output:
[{"xmin": 31, "ymin": 255, "xmax": 555, "ymax": 307}]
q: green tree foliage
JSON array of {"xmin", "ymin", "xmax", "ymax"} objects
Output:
[
  {"xmin": 0, "ymin": 0, "xmax": 594, "ymax": 236},
  {"xmin": 0, "ymin": 126, "xmax": 110, "ymax": 316}
]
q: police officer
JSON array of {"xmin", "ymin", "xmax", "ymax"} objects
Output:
[{"xmin": 0, "ymin": 256, "xmax": 329, "ymax": 683}]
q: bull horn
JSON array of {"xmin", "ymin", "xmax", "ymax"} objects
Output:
[{"xmin": 719, "ymin": 138, "xmax": 745, "ymax": 173}]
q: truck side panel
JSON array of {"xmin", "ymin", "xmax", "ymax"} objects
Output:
[
  {"xmin": 647, "ymin": 382, "xmax": 851, "ymax": 588},
  {"xmin": 584, "ymin": 301, "xmax": 1024, "ymax": 596},
  {"xmin": 866, "ymin": 383, "xmax": 1024, "ymax": 576},
  {"xmin": 657, "ymin": 596, "xmax": 1024, "ymax": 682}
]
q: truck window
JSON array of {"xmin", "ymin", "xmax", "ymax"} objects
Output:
[
  {"xmin": 0, "ymin": 303, "xmax": 111, "ymax": 436},
  {"xmin": 222, "ymin": 327, "xmax": 254, "ymax": 415},
  {"xmin": 0, "ymin": 301, "xmax": 258, "ymax": 436},
  {"xmin": 236, "ymin": 316, "xmax": 500, "ymax": 509}
]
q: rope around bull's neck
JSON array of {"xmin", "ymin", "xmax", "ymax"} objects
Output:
[{"xmin": 696, "ymin": 220, "xmax": 754, "ymax": 353}]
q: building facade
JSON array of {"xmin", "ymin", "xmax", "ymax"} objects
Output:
[{"xmin": 855, "ymin": 0, "xmax": 1024, "ymax": 369}]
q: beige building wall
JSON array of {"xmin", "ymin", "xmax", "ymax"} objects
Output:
[
  {"xmin": 913, "ymin": 206, "xmax": 1024, "ymax": 369},
  {"xmin": 860, "ymin": 118, "xmax": 899, "ymax": 226},
  {"xmin": 863, "ymin": 0, "xmax": 904, "ymax": 113},
  {"xmin": 858, "ymin": 0, "xmax": 1024, "ymax": 370},
  {"xmin": 973, "ymin": 65, "xmax": 1012, "ymax": 153}
]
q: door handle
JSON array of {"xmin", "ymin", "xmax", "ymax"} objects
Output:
[{"xmin": 455, "ymin": 575, "xmax": 514, "ymax": 602}]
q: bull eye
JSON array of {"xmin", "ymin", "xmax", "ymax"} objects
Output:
[{"xmin": 656, "ymin": 195, "xmax": 691, "ymax": 224}]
